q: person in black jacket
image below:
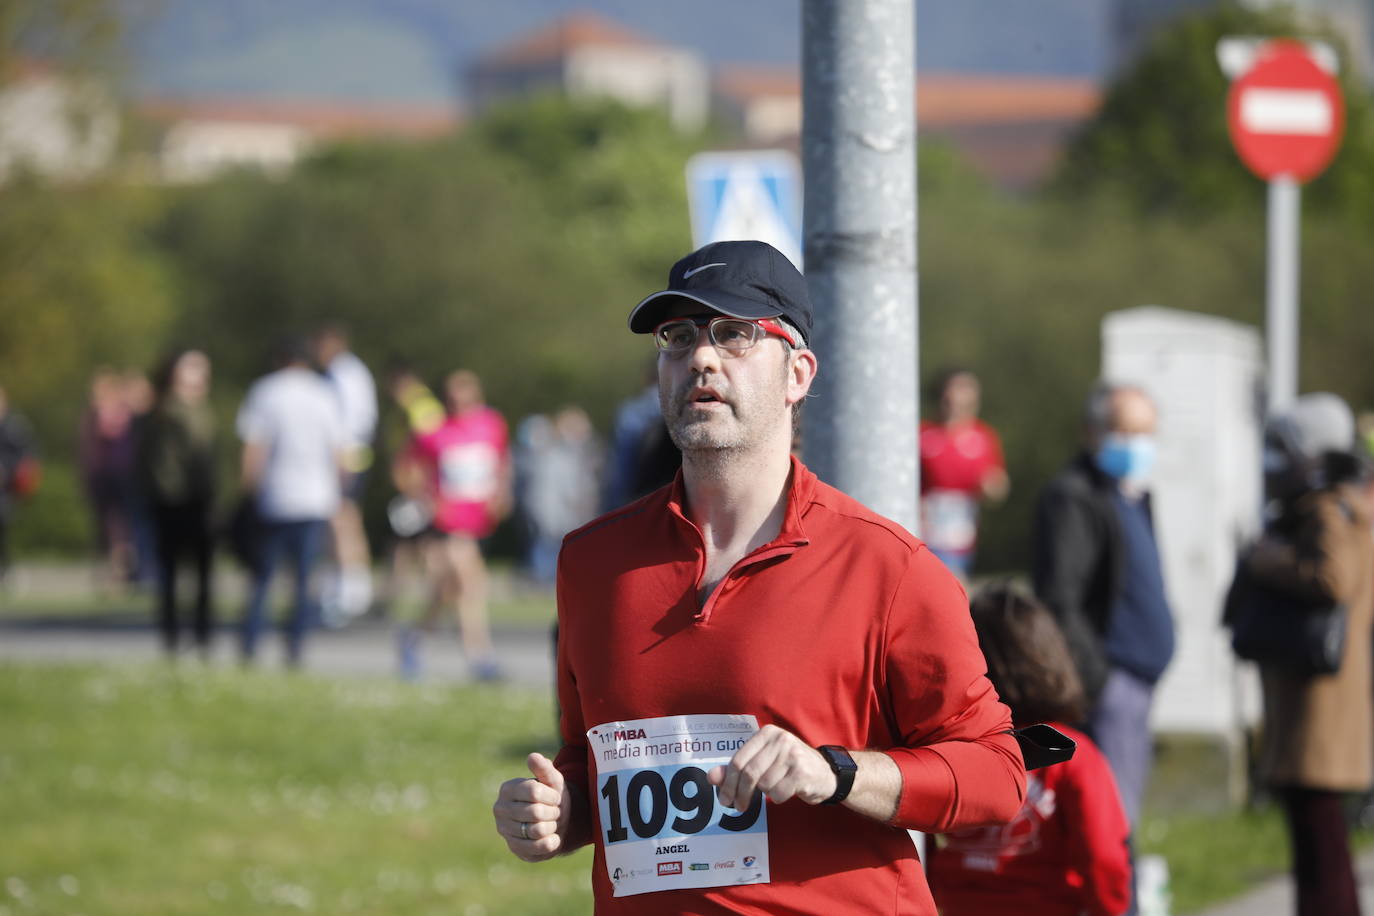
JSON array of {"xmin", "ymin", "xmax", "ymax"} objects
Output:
[
  {"xmin": 1032, "ymin": 382, "xmax": 1174, "ymax": 834},
  {"xmin": 137, "ymin": 349, "xmax": 218, "ymax": 657}
]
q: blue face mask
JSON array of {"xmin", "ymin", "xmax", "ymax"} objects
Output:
[{"xmin": 1095, "ymin": 433, "xmax": 1157, "ymax": 484}]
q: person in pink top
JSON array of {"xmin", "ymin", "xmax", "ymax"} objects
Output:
[
  {"xmin": 399, "ymin": 369, "xmax": 511, "ymax": 681},
  {"xmin": 919, "ymin": 368, "xmax": 1009, "ymax": 580}
]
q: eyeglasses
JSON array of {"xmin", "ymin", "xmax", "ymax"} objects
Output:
[{"xmin": 653, "ymin": 315, "xmax": 797, "ymax": 356}]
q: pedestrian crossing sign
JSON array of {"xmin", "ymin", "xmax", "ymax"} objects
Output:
[{"xmin": 686, "ymin": 150, "xmax": 803, "ymax": 269}]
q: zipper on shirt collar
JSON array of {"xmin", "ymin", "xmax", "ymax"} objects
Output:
[
  {"xmin": 692, "ymin": 532, "xmax": 810, "ymax": 624},
  {"xmin": 666, "ymin": 457, "xmax": 815, "ymax": 624}
]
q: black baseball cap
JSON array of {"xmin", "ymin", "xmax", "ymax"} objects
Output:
[{"xmin": 627, "ymin": 240, "xmax": 813, "ymax": 347}]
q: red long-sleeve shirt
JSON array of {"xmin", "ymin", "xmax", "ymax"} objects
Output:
[
  {"xmin": 553, "ymin": 458, "xmax": 1026, "ymax": 914},
  {"xmin": 927, "ymin": 723, "xmax": 1131, "ymax": 916}
]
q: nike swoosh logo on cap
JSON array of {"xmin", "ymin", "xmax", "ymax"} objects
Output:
[{"xmin": 682, "ymin": 262, "xmax": 727, "ymax": 279}]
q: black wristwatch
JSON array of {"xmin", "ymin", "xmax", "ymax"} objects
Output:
[{"xmin": 817, "ymin": 745, "xmax": 857, "ymax": 805}]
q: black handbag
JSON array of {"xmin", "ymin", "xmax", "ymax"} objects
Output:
[
  {"xmin": 226, "ymin": 494, "xmax": 264, "ymax": 576},
  {"xmin": 1224, "ymin": 554, "xmax": 1347, "ymax": 677}
]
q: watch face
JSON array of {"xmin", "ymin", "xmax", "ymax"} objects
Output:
[
  {"xmin": 821, "ymin": 745, "xmax": 857, "ymax": 772},
  {"xmin": 818, "ymin": 745, "xmax": 856, "ymax": 805}
]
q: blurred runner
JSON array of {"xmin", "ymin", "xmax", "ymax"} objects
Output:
[
  {"xmin": 919, "ymin": 367, "xmax": 1008, "ymax": 580},
  {"xmin": 314, "ymin": 324, "xmax": 378, "ymax": 624},
  {"xmin": 396, "ymin": 369, "xmax": 510, "ymax": 682}
]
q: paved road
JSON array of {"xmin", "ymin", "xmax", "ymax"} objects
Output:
[
  {"xmin": 1197, "ymin": 849, "xmax": 1374, "ymax": 916},
  {"xmin": 4, "ymin": 611, "xmax": 1373, "ymax": 916},
  {"xmin": 0, "ymin": 614, "xmax": 556, "ymax": 687}
]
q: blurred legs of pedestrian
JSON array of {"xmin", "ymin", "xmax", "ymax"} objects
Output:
[
  {"xmin": 89, "ymin": 477, "xmax": 136, "ymax": 592},
  {"xmin": 241, "ymin": 519, "xmax": 326, "ymax": 667},
  {"xmin": 1278, "ymin": 785, "xmax": 1361, "ymax": 916},
  {"xmin": 399, "ymin": 533, "xmax": 501, "ymax": 682},
  {"xmin": 527, "ymin": 533, "xmax": 560, "ymax": 587},
  {"xmin": 152, "ymin": 499, "xmax": 214, "ymax": 658},
  {"xmin": 1089, "ymin": 667, "xmax": 1155, "ymax": 916},
  {"xmin": 0, "ymin": 508, "xmax": 10, "ymax": 590},
  {"xmin": 128, "ymin": 489, "xmax": 160, "ymax": 589},
  {"xmin": 322, "ymin": 479, "xmax": 373, "ymax": 626},
  {"xmin": 1089, "ymin": 668, "xmax": 1153, "ymax": 827}
]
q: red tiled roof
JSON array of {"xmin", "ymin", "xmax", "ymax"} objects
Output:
[
  {"xmin": 473, "ymin": 12, "xmax": 662, "ymax": 71},
  {"xmin": 711, "ymin": 66, "xmax": 1100, "ymax": 126},
  {"xmin": 715, "ymin": 66, "xmax": 802, "ymax": 103},
  {"xmin": 919, "ymin": 74, "xmax": 1101, "ymax": 126},
  {"xmin": 136, "ymin": 97, "xmax": 459, "ymax": 139},
  {"xmin": 5, "ymin": 55, "xmax": 58, "ymax": 82}
]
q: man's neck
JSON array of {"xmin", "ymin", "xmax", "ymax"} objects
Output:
[{"xmin": 681, "ymin": 442, "xmax": 793, "ymax": 564}]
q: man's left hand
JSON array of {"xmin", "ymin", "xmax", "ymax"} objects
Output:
[{"xmin": 707, "ymin": 724, "xmax": 837, "ymax": 810}]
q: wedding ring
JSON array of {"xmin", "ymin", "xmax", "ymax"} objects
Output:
[{"xmin": 520, "ymin": 821, "xmax": 529, "ymax": 840}]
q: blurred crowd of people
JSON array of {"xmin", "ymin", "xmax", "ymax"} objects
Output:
[
  {"xmin": 6, "ymin": 305, "xmax": 1374, "ymax": 916},
  {"xmin": 924, "ymin": 380, "xmax": 1374, "ymax": 916},
  {"xmin": 0, "ymin": 324, "xmax": 682, "ymax": 683}
]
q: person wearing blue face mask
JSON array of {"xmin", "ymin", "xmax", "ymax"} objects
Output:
[{"xmin": 1032, "ymin": 382, "xmax": 1174, "ymax": 916}]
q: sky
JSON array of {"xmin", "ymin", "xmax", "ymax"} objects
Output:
[{"xmin": 126, "ymin": 0, "xmax": 1115, "ymax": 104}]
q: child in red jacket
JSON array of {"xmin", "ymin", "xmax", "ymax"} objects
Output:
[{"xmin": 928, "ymin": 585, "xmax": 1131, "ymax": 916}]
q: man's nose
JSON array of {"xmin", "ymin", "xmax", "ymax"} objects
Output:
[{"xmin": 686, "ymin": 326, "xmax": 722, "ymax": 372}]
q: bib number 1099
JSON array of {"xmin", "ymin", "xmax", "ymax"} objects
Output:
[{"xmin": 600, "ymin": 766, "xmax": 763, "ymax": 844}]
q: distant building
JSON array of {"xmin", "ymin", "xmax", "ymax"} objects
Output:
[
  {"xmin": 136, "ymin": 97, "xmax": 458, "ymax": 182},
  {"xmin": 0, "ymin": 59, "xmax": 119, "ymax": 183},
  {"xmin": 714, "ymin": 66, "xmax": 803, "ymax": 145},
  {"xmin": 1113, "ymin": 0, "xmax": 1373, "ymax": 82},
  {"xmin": 466, "ymin": 12, "xmax": 709, "ymax": 131},
  {"xmin": 919, "ymin": 74, "xmax": 1102, "ymax": 190},
  {"xmin": 709, "ymin": 65, "xmax": 1100, "ymax": 191}
]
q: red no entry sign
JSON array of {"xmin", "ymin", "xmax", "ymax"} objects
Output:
[{"xmin": 1227, "ymin": 40, "xmax": 1344, "ymax": 182}]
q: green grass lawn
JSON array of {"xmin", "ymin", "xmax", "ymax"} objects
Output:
[
  {"xmin": 1138, "ymin": 734, "xmax": 1372, "ymax": 913},
  {"xmin": 3, "ymin": 661, "xmax": 1361, "ymax": 915},
  {"xmin": 2, "ymin": 663, "xmax": 591, "ymax": 915}
]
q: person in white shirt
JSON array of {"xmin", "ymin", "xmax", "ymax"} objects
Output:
[
  {"xmin": 314, "ymin": 324, "xmax": 379, "ymax": 623},
  {"xmin": 237, "ymin": 338, "xmax": 347, "ymax": 666}
]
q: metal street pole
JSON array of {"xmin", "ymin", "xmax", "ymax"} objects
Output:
[
  {"xmin": 800, "ymin": 0, "xmax": 919, "ymax": 534},
  {"xmin": 1266, "ymin": 175, "xmax": 1300, "ymax": 414}
]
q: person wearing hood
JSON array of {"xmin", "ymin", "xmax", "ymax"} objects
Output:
[{"xmin": 1247, "ymin": 393, "xmax": 1372, "ymax": 916}]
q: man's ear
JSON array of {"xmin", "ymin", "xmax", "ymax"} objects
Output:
[{"xmin": 786, "ymin": 349, "xmax": 818, "ymax": 408}]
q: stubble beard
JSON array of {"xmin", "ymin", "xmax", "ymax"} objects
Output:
[
  {"xmin": 662, "ymin": 378, "xmax": 745, "ymax": 457},
  {"xmin": 660, "ymin": 360, "xmax": 791, "ymax": 476}
]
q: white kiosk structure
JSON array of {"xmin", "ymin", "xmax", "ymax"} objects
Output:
[{"xmin": 1101, "ymin": 307, "xmax": 1265, "ymax": 791}]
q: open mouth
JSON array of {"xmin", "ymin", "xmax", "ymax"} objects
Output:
[{"xmin": 686, "ymin": 387, "xmax": 726, "ymax": 407}]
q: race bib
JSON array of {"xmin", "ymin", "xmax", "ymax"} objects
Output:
[
  {"xmin": 438, "ymin": 442, "xmax": 499, "ymax": 502},
  {"xmin": 921, "ymin": 489, "xmax": 979, "ymax": 552},
  {"xmin": 588, "ymin": 714, "xmax": 770, "ymax": 898}
]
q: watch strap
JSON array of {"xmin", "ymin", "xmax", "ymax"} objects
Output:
[{"xmin": 817, "ymin": 744, "xmax": 857, "ymax": 805}]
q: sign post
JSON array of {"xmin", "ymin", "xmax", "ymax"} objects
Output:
[{"xmin": 1224, "ymin": 39, "xmax": 1344, "ymax": 413}]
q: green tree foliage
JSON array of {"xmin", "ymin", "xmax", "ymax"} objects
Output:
[
  {"xmin": 1054, "ymin": 2, "xmax": 1374, "ymax": 220},
  {"xmin": 0, "ymin": 178, "xmax": 173, "ymax": 445},
  {"xmin": 160, "ymin": 97, "xmax": 697, "ymax": 432},
  {"xmin": 0, "ymin": 177, "xmax": 175, "ymax": 554},
  {"xmin": 0, "ymin": 0, "xmax": 128, "ymax": 79},
  {"xmin": 921, "ymin": 185, "xmax": 1374, "ymax": 574}
]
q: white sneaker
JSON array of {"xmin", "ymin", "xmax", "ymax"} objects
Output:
[
  {"xmin": 340, "ymin": 569, "xmax": 373, "ymax": 619},
  {"xmin": 319, "ymin": 574, "xmax": 348, "ymax": 629}
]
